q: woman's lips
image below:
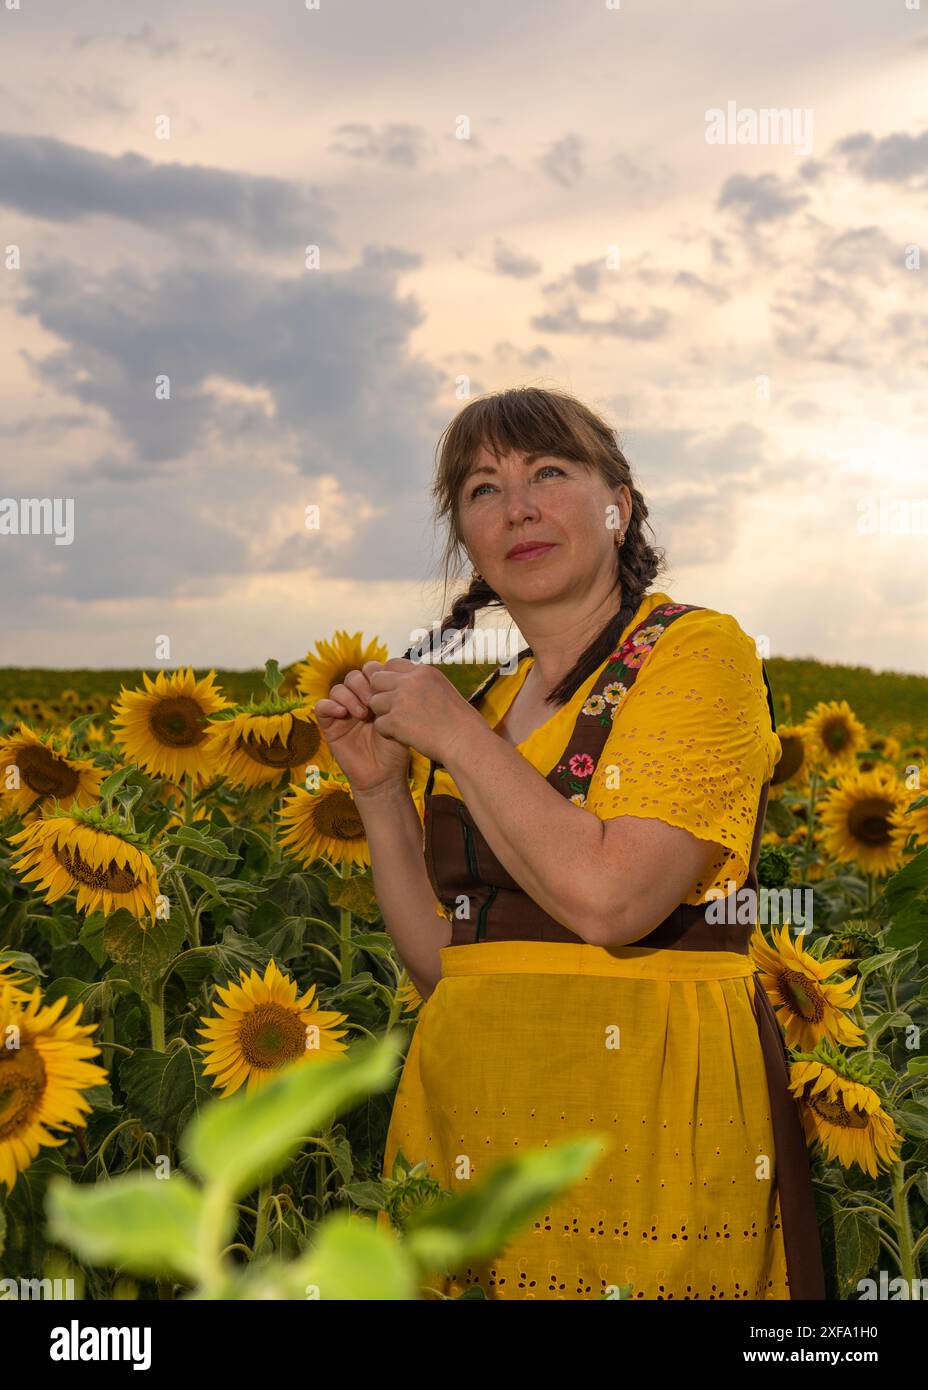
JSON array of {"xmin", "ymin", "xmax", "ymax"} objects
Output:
[{"xmin": 507, "ymin": 543, "xmax": 557, "ymax": 562}]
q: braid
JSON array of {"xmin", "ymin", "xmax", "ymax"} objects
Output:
[{"xmin": 401, "ymin": 574, "xmax": 508, "ymax": 664}]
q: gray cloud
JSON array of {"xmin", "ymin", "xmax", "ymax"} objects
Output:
[
  {"xmin": 717, "ymin": 172, "xmax": 809, "ymax": 226},
  {"xmin": 0, "ymin": 133, "xmax": 336, "ymax": 250},
  {"xmin": 532, "ymin": 301, "xmax": 671, "ymax": 339},
  {"xmin": 834, "ymin": 129, "xmax": 928, "ymax": 186},
  {"xmin": 493, "ymin": 240, "xmax": 543, "ymax": 279},
  {"xmin": 327, "ymin": 122, "xmax": 430, "ymax": 168},
  {"xmin": 671, "ymin": 270, "xmax": 729, "ymax": 303},
  {"xmin": 72, "ymin": 23, "xmax": 182, "ymax": 58},
  {"xmin": 540, "ymin": 133, "xmax": 584, "ymax": 187},
  {"xmin": 14, "ymin": 247, "xmax": 438, "ymax": 481}
]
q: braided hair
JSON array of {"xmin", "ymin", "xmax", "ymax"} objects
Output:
[{"xmin": 403, "ymin": 386, "xmax": 666, "ymax": 708}]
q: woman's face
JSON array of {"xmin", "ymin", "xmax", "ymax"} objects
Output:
[{"xmin": 456, "ymin": 445, "xmax": 632, "ymax": 608}]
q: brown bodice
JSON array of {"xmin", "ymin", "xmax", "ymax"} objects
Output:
[{"xmin": 423, "ymin": 600, "xmax": 777, "ymax": 952}]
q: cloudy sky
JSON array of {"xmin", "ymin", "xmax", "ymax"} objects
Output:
[{"xmin": 1, "ymin": 0, "xmax": 926, "ymax": 676}]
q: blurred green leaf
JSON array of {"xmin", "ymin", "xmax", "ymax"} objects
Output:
[
  {"xmin": 45, "ymin": 1171, "xmax": 216, "ymax": 1282},
  {"xmin": 403, "ymin": 1137, "xmax": 606, "ymax": 1271},
  {"xmin": 182, "ymin": 1034, "xmax": 399, "ymax": 1200}
]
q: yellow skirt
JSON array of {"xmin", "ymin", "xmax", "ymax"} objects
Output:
[{"xmin": 381, "ymin": 940, "xmax": 790, "ymax": 1300}]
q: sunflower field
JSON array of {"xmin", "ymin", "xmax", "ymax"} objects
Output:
[{"xmin": 1, "ymin": 633, "xmax": 928, "ymax": 1300}]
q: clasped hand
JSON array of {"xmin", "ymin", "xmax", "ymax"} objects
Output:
[{"xmin": 314, "ymin": 658, "xmax": 478, "ymax": 791}]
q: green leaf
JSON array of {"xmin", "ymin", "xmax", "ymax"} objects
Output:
[
  {"xmin": 181, "ymin": 1034, "xmax": 399, "ymax": 1200},
  {"xmin": 834, "ymin": 1208, "xmax": 879, "ymax": 1295},
  {"xmin": 103, "ymin": 908, "xmax": 185, "ymax": 996},
  {"xmin": 0, "ymin": 949, "xmax": 44, "ymax": 982},
  {"xmin": 327, "ymin": 874, "xmax": 381, "ymax": 923},
  {"xmin": 210, "ymin": 927, "xmax": 271, "ymax": 980},
  {"xmin": 403, "ymin": 1137, "xmax": 605, "ymax": 1272},
  {"xmin": 163, "ymin": 826, "xmax": 231, "ymax": 859},
  {"xmin": 864, "ymin": 1010, "xmax": 913, "ymax": 1044},
  {"xmin": 0, "ymin": 1153, "xmax": 69, "ymax": 1277},
  {"xmin": 297, "ymin": 1210, "xmax": 419, "ymax": 1300},
  {"xmin": 895, "ymin": 1100, "xmax": 928, "ymax": 1139},
  {"xmin": 120, "ymin": 1043, "xmax": 214, "ymax": 1139},
  {"xmin": 98, "ymin": 766, "xmax": 135, "ymax": 803},
  {"xmin": 881, "ymin": 847, "xmax": 928, "ymax": 916},
  {"xmin": 338, "ymin": 1180, "xmax": 388, "ymax": 1212},
  {"xmin": 856, "ymin": 950, "xmax": 903, "ymax": 979},
  {"xmin": 45, "ymin": 1171, "xmax": 217, "ymax": 1282},
  {"xmin": 57, "ymin": 976, "xmax": 134, "ymax": 1020},
  {"xmin": 78, "ymin": 911, "xmax": 107, "ymax": 967},
  {"xmin": 234, "ymin": 1211, "xmax": 419, "ymax": 1300},
  {"xmin": 763, "ymin": 799, "xmax": 798, "ymax": 837},
  {"xmin": 346, "ymin": 931, "xmax": 395, "ymax": 955}
]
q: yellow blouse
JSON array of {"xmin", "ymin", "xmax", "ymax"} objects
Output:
[{"xmin": 408, "ymin": 590, "xmax": 781, "ymax": 909}]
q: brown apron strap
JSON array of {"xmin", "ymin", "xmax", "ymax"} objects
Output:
[
  {"xmin": 545, "ymin": 602, "xmax": 704, "ymax": 797},
  {"xmin": 751, "ymin": 977, "xmax": 827, "ymax": 1298}
]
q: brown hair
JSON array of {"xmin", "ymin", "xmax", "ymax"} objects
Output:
[{"xmin": 407, "ymin": 386, "xmax": 666, "ymax": 707}]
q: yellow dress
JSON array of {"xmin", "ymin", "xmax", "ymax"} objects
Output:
[{"xmin": 382, "ymin": 591, "xmax": 792, "ymax": 1300}]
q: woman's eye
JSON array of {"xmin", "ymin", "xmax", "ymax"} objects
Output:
[{"xmin": 469, "ymin": 465, "xmax": 563, "ymax": 499}]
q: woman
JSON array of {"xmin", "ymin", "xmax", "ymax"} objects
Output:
[{"xmin": 314, "ymin": 386, "xmax": 826, "ymax": 1302}]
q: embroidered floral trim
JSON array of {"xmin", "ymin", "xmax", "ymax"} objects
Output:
[{"xmin": 549, "ymin": 602, "xmax": 702, "ymax": 800}]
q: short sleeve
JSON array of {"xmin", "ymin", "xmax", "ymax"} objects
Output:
[{"xmin": 584, "ymin": 608, "xmax": 780, "ymax": 905}]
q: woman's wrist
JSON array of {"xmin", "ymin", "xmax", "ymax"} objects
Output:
[{"xmin": 350, "ymin": 776, "xmax": 412, "ymax": 807}]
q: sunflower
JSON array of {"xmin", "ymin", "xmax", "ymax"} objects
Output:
[
  {"xmin": 817, "ymin": 767, "xmax": 912, "ymax": 876},
  {"xmin": 277, "ymin": 775, "xmax": 370, "ymax": 869},
  {"xmin": 750, "ymin": 924, "xmax": 865, "ymax": 1051},
  {"xmin": 110, "ymin": 668, "xmax": 229, "ymax": 784},
  {"xmin": 73, "ymin": 721, "xmax": 108, "ymax": 747},
  {"xmin": 865, "ymin": 733, "xmax": 901, "ymax": 764},
  {"xmin": 855, "ymin": 757, "xmax": 902, "ymax": 781},
  {"xmin": 0, "ymin": 959, "xmax": 30, "ymax": 1001},
  {"xmin": 205, "ymin": 706, "xmax": 333, "ymax": 791},
  {"xmin": 890, "ymin": 797, "xmax": 928, "ymax": 850},
  {"xmin": 801, "ymin": 700, "xmax": 868, "ymax": 771},
  {"xmin": 0, "ymin": 724, "xmax": 105, "ymax": 821},
  {"xmin": 769, "ymin": 724, "xmax": 811, "ymax": 796},
  {"xmin": 788, "ymin": 1044, "xmax": 903, "ymax": 1179},
  {"xmin": 827, "ymin": 924, "xmax": 882, "ymax": 962},
  {"xmin": 0, "ymin": 982, "xmax": 109, "ymax": 1191},
  {"xmin": 7, "ymin": 808, "xmax": 161, "ymax": 924},
  {"xmin": 396, "ymin": 973, "xmax": 425, "ymax": 1015},
  {"xmin": 293, "ymin": 631, "xmax": 389, "ymax": 711},
  {"xmin": 196, "ymin": 959, "xmax": 350, "ymax": 1097}
]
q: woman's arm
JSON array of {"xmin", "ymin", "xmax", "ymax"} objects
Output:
[
  {"xmin": 443, "ymin": 721, "xmax": 721, "ymax": 946},
  {"xmin": 351, "ymin": 779, "xmax": 451, "ymax": 999}
]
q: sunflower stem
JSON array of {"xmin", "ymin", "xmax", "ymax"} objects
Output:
[
  {"xmin": 911, "ymin": 1228, "xmax": 928, "ymax": 1261},
  {"xmin": 865, "ymin": 872, "xmax": 875, "ymax": 912},
  {"xmin": 148, "ymin": 992, "xmax": 165, "ymax": 1051},
  {"xmin": 184, "ymin": 772, "xmax": 194, "ymax": 825},
  {"xmin": 845, "ymin": 1196, "xmax": 897, "ymax": 1222},
  {"xmin": 254, "ymin": 1178, "xmax": 272, "ymax": 1255},
  {"xmin": 173, "ymin": 870, "xmax": 200, "ymax": 950},
  {"xmin": 315, "ymin": 1147, "xmax": 327, "ymax": 1214},
  {"xmin": 890, "ymin": 1160, "xmax": 917, "ymax": 1283},
  {"xmin": 853, "ymin": 1000, "xmax": 875, "ymax": 1059},
  {"xmin": 337, "ymin": 864, "xmax": 355, "ymax": 981},
  {"xmin": 805, "ymin": 769, "xmax": 819, "ymax": 853}
]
